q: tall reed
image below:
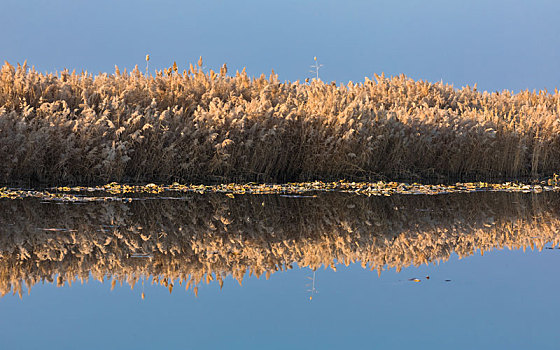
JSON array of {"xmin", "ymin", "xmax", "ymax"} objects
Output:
[{"xmin": 1, "ymin": 60, "xmax": 560, "ymax": 185}]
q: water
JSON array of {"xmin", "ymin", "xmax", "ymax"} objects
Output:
[{"xmin": 1, "ymin": 192, "xmax": 559, "ymax": 349}]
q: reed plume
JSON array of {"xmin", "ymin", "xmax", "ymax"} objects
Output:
[{"xmin": 1, "ymin": 60, "xmax": 560, "ymax": 185}]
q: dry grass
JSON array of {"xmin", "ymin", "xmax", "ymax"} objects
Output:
[
  {"xmin": 1, "ymin": 192, "xmax": 559, "ymax": 297},
  {"xmin": 1, "ymin": 60, "xmax": 560, "ymax": 184}
]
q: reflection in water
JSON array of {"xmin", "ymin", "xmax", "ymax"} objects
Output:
[
  {"xmin": 307, "ymin": 270, "xmax": 318, "ymax": 301},
  {"xmin": 0, "ymin": 192, "xmax": 559, "ymax": 297}
]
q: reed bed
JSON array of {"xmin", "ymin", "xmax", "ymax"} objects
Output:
[
  {"xmin": 1, "ymin": 192, "xmax": 559, "ymax": 297},
  {"xmin": 1, "ymin": 60, "xmax": 560, "ymax": 184}
]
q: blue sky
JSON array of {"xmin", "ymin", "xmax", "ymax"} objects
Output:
[{"xmin": 1, "ymin": 0, "xmax": 559, "ymax": 92}]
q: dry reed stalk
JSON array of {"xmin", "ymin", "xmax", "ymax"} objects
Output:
[{"xmin": 1, "ymin": 61, "xmax": 560, "ymax": 185}]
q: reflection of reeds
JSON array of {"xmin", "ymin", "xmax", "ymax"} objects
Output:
[
  {"xmin": 0, "ymin": 193, "xmax": 559, "ymax": 297},
  {"xmin": 2, "ymin": 61, "xmax": 560, "ymax": 185}
]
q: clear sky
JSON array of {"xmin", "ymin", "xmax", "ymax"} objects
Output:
[{"xmin": 1, "ymin": 0, "xmax": 559, "ymax": 93}]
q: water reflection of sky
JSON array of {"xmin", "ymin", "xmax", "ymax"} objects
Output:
[{"xmin": 1, "ymin": 247, "xmax": 558, "ymax": 349}]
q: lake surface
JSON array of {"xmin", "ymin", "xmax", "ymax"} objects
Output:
[{"xmin": 1, "ymin": 192, "xmax": 559, "ymax": 349}]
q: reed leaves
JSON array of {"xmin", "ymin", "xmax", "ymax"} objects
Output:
[{"xmin": 1, "ymin": 61, "xmax": 560, "ymax": 184}]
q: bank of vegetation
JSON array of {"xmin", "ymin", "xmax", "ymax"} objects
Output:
[{"xmin": 1, "ymin": 60, "xmax": 559, "ymax": 185}]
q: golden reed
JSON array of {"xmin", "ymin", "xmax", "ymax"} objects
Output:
[{"xmin": 1, "ymin": 60, "xmax": 560, "ymax": 185}]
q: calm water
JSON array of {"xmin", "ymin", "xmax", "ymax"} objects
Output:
[{"xmin": 1, "ymin": 192, "xmax": 559, "ymax": 349}]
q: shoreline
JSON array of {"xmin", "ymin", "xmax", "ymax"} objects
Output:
[{"xmin": 2, "ymin": 180, "xmax": 560, "ymax": 201}]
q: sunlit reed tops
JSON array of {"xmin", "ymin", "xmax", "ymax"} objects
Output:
[{"xmin": 1, "ymin": 61, "xmax": 560, "ymax": 184}]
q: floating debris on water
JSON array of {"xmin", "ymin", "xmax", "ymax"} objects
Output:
[
  {"xmin": 1, "ymin": 180, "xmax": 559, "ymax": 202},
  {"xmin": 40, "ymin": 228, "xmax": 77, "ymax": 232},
  {"xmin": 279, "ymin": 195, "xmax": 318, "ymax": 198},
  {"xmin": 128, "ymin": 254, "xmax": 154, "ymax": 259}
]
